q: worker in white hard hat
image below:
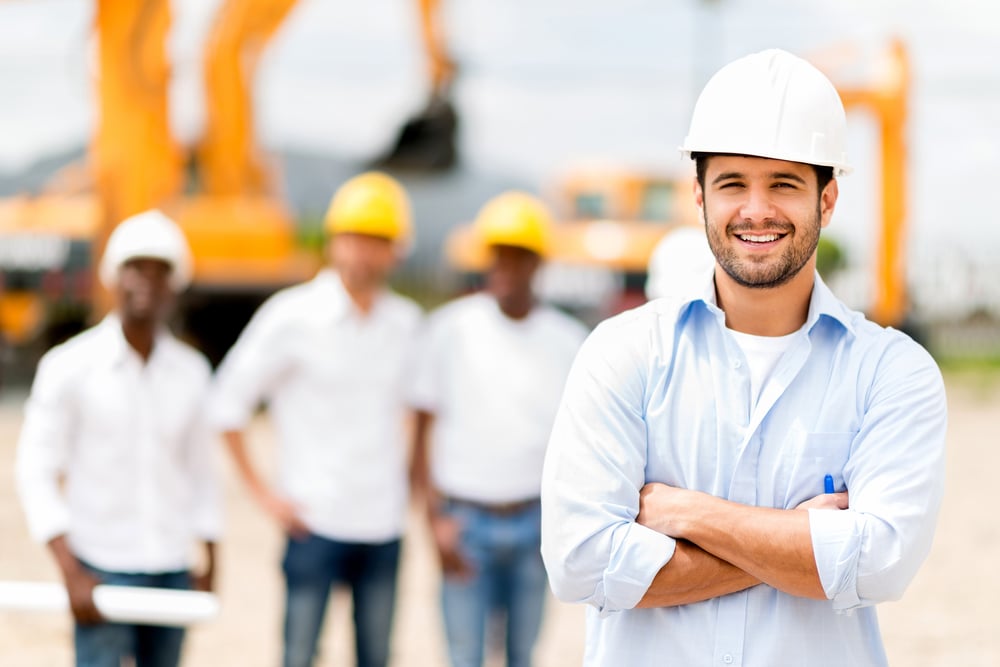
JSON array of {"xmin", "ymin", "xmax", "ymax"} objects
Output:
[
  {"xmin": 408, "ymin": 192, "xmax": 588, "ymax": 667},
  {"xmin": 208, "ymin": 172, "xmax": 422, "ymax": 667},
  {"xmin": 645, "ymin": 225, "xmax": 716, "ymax": 301},
  {"xmin": 541, "ymin": 49, "xmax": 946, "ymax": 666},
  {"xmin": 15, "ymin": 209, "xmax": 221, "ymax": 667}
]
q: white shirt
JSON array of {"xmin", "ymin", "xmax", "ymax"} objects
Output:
[
  {"xmin": 541, "ymin": 274, "xmax": 947, "ymax": 666},
  {"xmin": 209, "ymin": 269, "xmax": 422, "ymax": 542},
  {"xmin": 15, "ymin": 315, "xmax": 222, "ymax": 573},
  {"xmin": 409, "ymin": 293, "xmax": 588, "ymax": 503}
]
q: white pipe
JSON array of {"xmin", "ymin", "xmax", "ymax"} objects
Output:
[{"xmin": 0, "ymin": 581, "xmax": 220, "ymax": 627}]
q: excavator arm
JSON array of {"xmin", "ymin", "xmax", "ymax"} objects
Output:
[{"xmin": 197, "ymin": 0, "xmax": 457, "ymax": 196}]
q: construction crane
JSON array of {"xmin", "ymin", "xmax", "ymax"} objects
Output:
[{"xmin": 0, "ymin": 0, "xmax": 456, "ymax": 371}]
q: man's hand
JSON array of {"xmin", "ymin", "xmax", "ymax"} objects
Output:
[
  {"xmin": 48, "ymin": 536, "xmax": 103, "ymax": 625},
  {"xmin": 637, "ymin": 482, "xmax": 699, "ymax": 536},
  {"xmin": 191, "ymin": 542, "xmax": 217, "ymax": 592},
  {"xmin": 430, "ymin": 512, "xmax": 472, "ymax": 580},
  {"xmin": 255, "ymin": 488, "xmax": 309, "ymax": 540},
  {"xmin": 63, "ymin": 565, "xmax": 103, "ymax": 625},
  {"xmin": 796, "ymin": 491, "xmax": 849, "ymax": 511}
]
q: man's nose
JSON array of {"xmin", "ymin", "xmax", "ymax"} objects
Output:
[{"xmin": 738, "ymin": 185, "xmax": 777, "ymax": 223}]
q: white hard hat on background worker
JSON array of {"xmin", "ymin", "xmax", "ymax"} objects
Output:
[
  {"xmin": 680, "ymin": 48, "xmax": 852, "ymax": 175},
  {"xmin": 98, "ymin": 209, "xmax": 193, "ymax": 292},
  {"xmin": 645, "ymin": 226, "xmax": 715, "ymax": 301}
]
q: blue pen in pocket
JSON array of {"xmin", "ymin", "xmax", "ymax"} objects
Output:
[{"xmin": 824, "ymin": 474, "xmax": 835, "ymax": 494}]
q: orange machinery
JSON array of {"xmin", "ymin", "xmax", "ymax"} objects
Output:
[
  {"xmin": 0, "ymin": 0, "xmax": 453, "ymax": 366},
  {"xmin": 443, "ymin": 40, "xmax": 912, "ymax": 328}
]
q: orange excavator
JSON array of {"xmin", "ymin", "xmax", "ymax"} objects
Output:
[
  {"xmin": 443, "ymin": 39, "xmax": 912, "ymax": 329},
  {"xmin": 0, "ymin": 0, "xmax": 455, "ymax": 370}
]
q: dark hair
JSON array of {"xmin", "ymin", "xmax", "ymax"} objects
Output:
[{"xmin": 693, "ymin": 152, "xmax": 834, "ymax": 193}]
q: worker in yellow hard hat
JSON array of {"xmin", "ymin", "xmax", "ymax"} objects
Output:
[
  {"xmin": 210, "ymin": 172, "xmax": 423, "ymax": 667},
  {"xmin": 408, "ymin": 191, "xmax": 588, "ymax": 667},
  {"xmin": 15, "ymin": 210, "xmax": 220, "ymax": 667},
  {"xmin": 541, "ymin": 49, "xmax": 946, "ymax": 666}
]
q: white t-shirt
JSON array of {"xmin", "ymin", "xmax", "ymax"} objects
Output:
[
  {"xmin": 409, "ymin": 293, "xmax": 589, "ymax": 503},
  {"xmin": 210, "ymin": 270, "xmax": 423, "ymax": 542},
  {"xmin": 727, "ymin": 327, "xmax": 798, "ymax": 406}
]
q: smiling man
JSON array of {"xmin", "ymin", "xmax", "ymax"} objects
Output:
[{"xmin": 540, "ymin": 50, "xmax": 947, "ymax": 666}]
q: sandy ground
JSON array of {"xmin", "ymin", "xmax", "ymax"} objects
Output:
[{"xmin": 1, "ymin": 374, "xmax": 997, "ymax": 667}]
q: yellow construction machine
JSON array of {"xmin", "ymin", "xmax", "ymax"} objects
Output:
[
  {"xmin": 444, "ymin": 40, "xmax": 913, "ymax": 329},
  {"xmin": 0, "ymin": 0, "xmax": 454, "ymax": 369}
]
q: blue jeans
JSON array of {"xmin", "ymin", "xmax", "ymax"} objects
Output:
[
  {"xmin": 281, "ymin": 533, "xmax": 401, "ymax": 667},
  {"xmin": 440, "ymin": 500, "xmax": 546, "ymax": 667},
  {"xmin": 74, "ymin": 564, "xmax": 191, "ymax": 667}
]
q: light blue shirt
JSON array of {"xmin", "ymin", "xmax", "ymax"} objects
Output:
[{"xmin": 540, "ymin": 273, "xmax": 947, "ymax": 667}]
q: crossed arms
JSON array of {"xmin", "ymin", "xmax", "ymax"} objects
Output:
[{"xmin": 633, "ymin": 483, "xmax": 847, "ymax": 607}]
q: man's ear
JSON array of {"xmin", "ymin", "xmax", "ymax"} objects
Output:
[
  {"xmin": 693, "ymin": 176, "xmax": 704, "ymax": 212},
  {"xmin": 820, "ymin": 179, "xmax": 839, "ymax": 229}
]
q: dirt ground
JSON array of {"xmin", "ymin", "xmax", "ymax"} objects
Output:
[{"xmin": 1, "ymin": 374, "xmax": 997, "ymax": 666}]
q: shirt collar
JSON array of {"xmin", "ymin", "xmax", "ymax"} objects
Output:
[
  {"xmin": 681, "ymin": 270, "xmax": 856, "ymax": 338},
  {"xmin": 312, "ymin": 268, "xmax": 390, "ymax": 323},
  {"xmin": 97, "ymin": 313, "xmax": 174, "ymax": 369}
]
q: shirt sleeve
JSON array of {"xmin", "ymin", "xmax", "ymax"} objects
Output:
[
  {"xmin": 810, "ymin": 335, "xmax": 947, "ymax": 612},
  {"xmin": 14, "ymin": 350, "xmax": 75, "ymax": 544},
  {"xmin": 208, "ymin": 296, "xmax": 291, "ymax": 431},
  {"xmin": 185, "ymin": 367, "xmax": 224, "ymax": 542},
  {"xmin": 541, "ymin": 314, "xmax": 677, "ymax": 615}
]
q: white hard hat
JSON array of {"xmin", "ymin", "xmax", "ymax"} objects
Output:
[
  {"xmin": 680, "ymin": 49, "xmax": 852, "ymax": 176},
  {"xmin": 99, "ymin": 210, "xmax": 193, "ymax": 292},
  {"xmin": 645, "ymin": 226, "xmax": 716, "ymax": 300}
]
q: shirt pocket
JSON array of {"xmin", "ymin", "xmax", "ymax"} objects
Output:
[{"xmin": 777, "ymin": 427, "xmax": 856, "ymax": 509}]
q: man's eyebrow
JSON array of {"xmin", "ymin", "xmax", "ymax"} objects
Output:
[
  {"xmin": 770, "ymin": 171, "xmax": 808, "ymax": 184},
  {"xmin": 711, "ymin": 172, "xmax": 744, "ymax": 185}
]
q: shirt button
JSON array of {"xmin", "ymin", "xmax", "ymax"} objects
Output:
[
  {"xmin": 733, "ymin": 360, "xmax": 742, "ymax": 369},
  {"xmin": 723, "ymin": 654, "xmax": 734, "ymax": 665}
]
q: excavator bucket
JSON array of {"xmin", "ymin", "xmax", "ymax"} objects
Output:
[{"xmin": 371, "ymin": 93, "xmax": 459, "ymax": 172}]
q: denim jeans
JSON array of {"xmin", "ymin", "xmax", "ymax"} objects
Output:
[
  {"xmin": 440, "ymin": 500, "xmax": 546, "ymax": 667},
  {"xmin": 281, "ymin": 533, "xmax": 401, "ymax": 667},
  {"xmin": 74, "ymin": 563, "xmax": 191, "ymax": 667}
]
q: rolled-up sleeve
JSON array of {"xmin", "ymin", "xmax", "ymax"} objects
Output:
[
  {"xmin": 541, "ymin": 315, "xmax": 676, "ymax": 615},
  {"xmin": 15, "ymin": 351, "xmax": 75, "ymax": 544},
  {"xmin": 810, "ymin": 336, "xmax": 947, "ymax": 612}
]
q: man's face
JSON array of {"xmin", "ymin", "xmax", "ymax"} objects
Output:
[
  {"xmin": 486, "ymin": 245, "xmax": 540, "ymax": 303},
  {"xmin": 694, "ymin": 155, "xmax": 838, "ymax": 289},
  {"xmin": 329, "ymin": 232, "xmax": 397, "ymax": 291},
  {"xmin": 116, "ymin": 257, "xmax": 174, "ymax": 324}
]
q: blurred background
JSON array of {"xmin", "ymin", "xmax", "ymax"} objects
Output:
[
  {"xmin": 1, "ymin": 1, "xmax": 999, "ymax": 665},
  {"xmin": 1, "ymin": 0, "xmax": 999, "ymax": 375}
]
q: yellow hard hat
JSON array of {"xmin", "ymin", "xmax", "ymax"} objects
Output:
[
  {"xmin": 474, "ymin": 191, "xmax": 552, "ymax": 257},
  {"xmin": 324, "ymin": 172, "xmax": 412, "ymax": 242}
]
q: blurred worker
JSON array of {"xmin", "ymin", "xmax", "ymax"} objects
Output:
[
  {"xmin": 15, "ymin": 210, "xmax": 220, "ymax": 667},
  {"xmin": 644, "ymin": 225, "xmax": 716, "ymax": 301},
  {"xmin": 409, "ymin": 192, "xmax": 588, "ymax": 667},
  {"xmin": 541, "ymin": 49, "xmax": 947, "ymax": 665},
  {"xmin": 209, "ymin": 172, "xmax": 421, "ymax": 667}
]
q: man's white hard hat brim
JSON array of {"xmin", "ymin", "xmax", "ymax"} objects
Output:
[{"xmin": 98, "ymin": 210, "xmax": 194, "ymax": 292}]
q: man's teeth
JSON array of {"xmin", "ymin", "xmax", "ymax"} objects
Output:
[{"xmin": 739, "ymin": 233, "xmax": 780, "ymax": 243}]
